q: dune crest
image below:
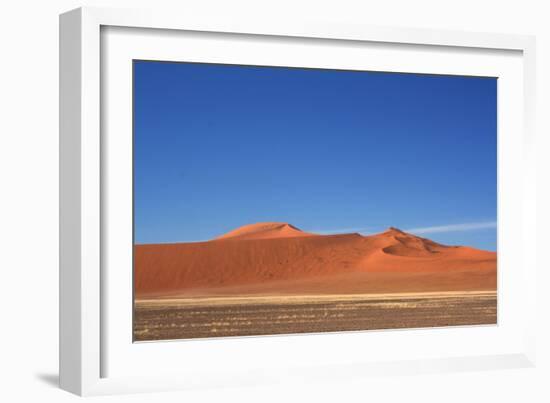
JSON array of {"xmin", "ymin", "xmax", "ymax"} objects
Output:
[
  {"xmin": 135, "ymin": 223, "xmax": 496, "ymax": 298},
  {"xmin": 215, "ymin": 222, "xmax": 316, "ymax": 240}
]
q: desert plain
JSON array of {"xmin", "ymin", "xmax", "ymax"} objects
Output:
[{"xmin": 134, "ymin": 222, "xmax": 497, "ymax": 341}]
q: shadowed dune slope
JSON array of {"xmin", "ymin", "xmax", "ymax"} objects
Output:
[{"xmin": 135, "ymin": 223, "xmax": 496, "ymax": 298}]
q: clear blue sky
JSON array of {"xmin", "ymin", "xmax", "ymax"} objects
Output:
[{"xmin": 134, "ymin": 61, "xmax": 497, "ymax": 250}]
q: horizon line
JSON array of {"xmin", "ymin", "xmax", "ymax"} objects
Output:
[{"xmin": 135, "ymin": 219, "xmax": 496, "ymax": 246}]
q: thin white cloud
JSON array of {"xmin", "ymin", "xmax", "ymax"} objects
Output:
[{"xmin": 405, "ymin": 221, "xmax": 496, "ymax": 235}]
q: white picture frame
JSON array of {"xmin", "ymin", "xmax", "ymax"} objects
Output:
[{"xmin": 59, "ymin": 6, "xmax": 537, "ymax": 396}]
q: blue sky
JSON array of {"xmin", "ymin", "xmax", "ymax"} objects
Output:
[{"xmin": 134, "ymin": 61, "xmax": 497, "ymax": 250}]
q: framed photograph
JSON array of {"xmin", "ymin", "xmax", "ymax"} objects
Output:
[
  {"xmin": 132, "ymin": 61, "xmax": 501, "ymax": 342},
  {"xmin": 60, "ymin": 7, "xmax": 537, "ymax": 396}
]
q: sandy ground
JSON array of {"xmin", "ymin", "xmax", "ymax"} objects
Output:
[{"xmin": 134, "ymin": 291, "xmax": 497, "ymax": 341}]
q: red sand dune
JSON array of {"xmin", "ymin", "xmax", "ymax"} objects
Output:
[{"xmin": 135, "ymin": 222, "xmax": 496, "ymax": 298}]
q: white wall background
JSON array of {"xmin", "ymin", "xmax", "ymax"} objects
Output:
[{"xmin": 0, "ymin": 0, "xmax": 548, "ymax": 402}]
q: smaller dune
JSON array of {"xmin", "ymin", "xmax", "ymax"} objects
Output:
[{"xmin": 379, "ymin": 227, "xmax": 448, "ymax": 257}]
